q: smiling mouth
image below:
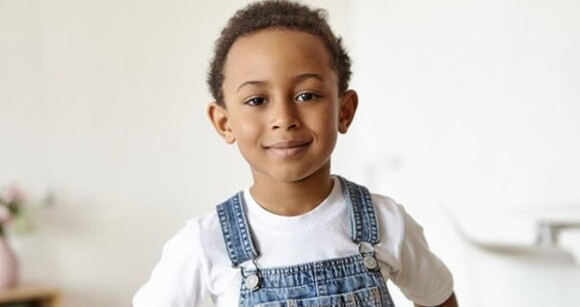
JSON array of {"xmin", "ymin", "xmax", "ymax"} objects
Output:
[{"xmin": 264, "ymin": 140, "xmax": 311, "ymax": 158}]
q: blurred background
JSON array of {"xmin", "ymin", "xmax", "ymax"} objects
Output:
[{"xmin": 1, "ymin": 0, "xmax": 578, "ymax": 306}]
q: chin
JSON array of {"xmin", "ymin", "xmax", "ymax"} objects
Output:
[
  {"xmin": 270, "ymin": 168, "xmax": 329, "ymax": 184},
  {"xmin": 271, "ymin": 173, "xmax": 311, "ymax": 183}
]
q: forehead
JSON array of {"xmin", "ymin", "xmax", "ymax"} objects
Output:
[{"xmin": 222, "ymin": 28, "xmax": 336, "ymax": 90}]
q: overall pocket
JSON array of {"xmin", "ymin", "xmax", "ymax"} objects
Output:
[{"xmin": 255, "ymin": 286, "xmax": 382, "ymax": 307}]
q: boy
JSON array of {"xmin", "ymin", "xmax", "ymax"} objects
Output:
[{"xmin": 134, "ymin": 1, "xmax": 458, "ymax": 306}]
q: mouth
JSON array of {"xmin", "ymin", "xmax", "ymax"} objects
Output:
[{"xmin": 264, "ymin": 140, "xmax": 311, "ymax": 158}]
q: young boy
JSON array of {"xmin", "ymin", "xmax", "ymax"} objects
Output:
[{"xmin": 133, "ymin": 1, "xmax": 457, "ymax": 306}]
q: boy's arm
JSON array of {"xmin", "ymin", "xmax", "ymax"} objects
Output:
[
  {"xmin": 415, "ymin": 292, "xmax": 458, "ymax": 307},
  {"xmin": 389, "ymin": 204, "xmax": 455, "ymax": 307}
]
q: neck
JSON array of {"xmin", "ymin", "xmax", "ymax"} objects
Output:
[{"xmin": 249, "ymin": 164, "xmax": 334, "ymax": 216}]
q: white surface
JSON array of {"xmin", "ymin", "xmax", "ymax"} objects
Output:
[{"xmin": 350, "ymin": 0, "xmax": 580, "ymax": 306}]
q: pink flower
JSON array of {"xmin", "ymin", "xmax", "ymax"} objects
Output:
[{"xmin": 1, "ymin": 183, "xmax": 23, "ymax": 204}]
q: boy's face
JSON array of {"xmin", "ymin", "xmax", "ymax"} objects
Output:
[{"xmin": 208, "ymin": 28, "xmax": 357, "ymax": 184}]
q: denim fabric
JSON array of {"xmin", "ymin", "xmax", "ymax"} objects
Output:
[
  {"xmin": 216, "ymin": 191, "xmax": 259, "ymax": 267},
  {"xmin": 216, "ymin": 176, "xmax": 395, "ymax": 307},
  {"xmin": 337, "ymin": 176, "xmax": 380, "ymax": 245}
]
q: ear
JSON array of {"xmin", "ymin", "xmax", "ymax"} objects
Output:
[
  {"xmin": 207, "ymin": 102, "xmax": 236, "ymax": 144},
  {"xmin": 338, "ymin": 90, "xmax": 358, "ymax": 134}
]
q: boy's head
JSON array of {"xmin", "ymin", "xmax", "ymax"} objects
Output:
[
  {"xmin": 207, "ymin": 0, "xmax": 351, "ymax": 106},
  {"xmin": 207, "ymin": 1, "xmax": 358, "ymax": 185}
]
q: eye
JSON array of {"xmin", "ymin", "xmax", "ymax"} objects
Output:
[
  {"xmin": 295, "ymin": 92, "xmax": 319, "ymax": 102},
  {"xmin": 245, "ymin": 97, "xmax": 266, "ymax": 106}
]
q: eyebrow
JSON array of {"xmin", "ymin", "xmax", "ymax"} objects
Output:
[
  {"xmin": 294, "ymin": 73, "xmax": 324, "ymax": 83},
  {"xmin": 236, "ymin": 73, "xmax": 324, "ymax": 92},
  {"xmin": 237, "ymin": 80, "xmax": 266, "ymax": 92}
]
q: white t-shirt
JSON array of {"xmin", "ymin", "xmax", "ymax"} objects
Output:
[{"xmin": 133, "ymin": 177, "xmax": 453, "ymax": 306}]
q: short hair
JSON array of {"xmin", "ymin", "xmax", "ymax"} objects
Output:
[{"xmin": 207, "ymin": 0, "xmax": 352, "ymax": 106}]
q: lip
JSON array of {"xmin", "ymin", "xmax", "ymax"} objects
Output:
[
  {"xmin": 266, "ymin": 140, "xmax": 310, "ymax": 149},
  {"xmin": 264, "ymin": 140, "xmax": 311, "ymax": 158}
]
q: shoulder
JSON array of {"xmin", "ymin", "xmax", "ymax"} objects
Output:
[
  {"xmin": 184, "ymin": 210, "xmax": 220, "ymax": 233},
  {"xmin": 147, "ymin": 210, "xmax": 225, "ymax": 270},
  {"xmin": 370, "ymin": 192, "xmax": 426, "ymax": 241},
  {"xmin": 183, "ymin": 210, "xmax": 224, "ymax": 251},
  {"xmin": 370, "ymin": 193, "xmax": 405, "ymax": 223},
  {"xmin": 154, "ymin": 211, "xmax": 222, "ymax": 264},
  {"xmin": 368, "ymin": 193, "xmax": 407, "ymax": 267},
  {"xmin": 370, "ymin": 193, "xmax": 407, "ymax": 237}
]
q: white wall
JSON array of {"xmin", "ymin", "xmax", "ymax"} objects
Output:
[
  {"xmin": 1, "ymin": 0, "xmax": 579, "ymax": 306},
  {"xmin": 350, "ymin": 0, "xmax": 580, "ymax": 306}
]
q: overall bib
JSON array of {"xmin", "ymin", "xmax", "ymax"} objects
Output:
[{"xmin": 217, "ymin": 176, "xmax": 396, "ymax": 307}]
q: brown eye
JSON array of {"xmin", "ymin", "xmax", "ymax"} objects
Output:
[
  {"xmin": 296, "ymin": 92, "xmax": 318, "ymax": 102},
  {"xmin": 246, "ymin": 97, "xmax": 266, "ymax": 106}
]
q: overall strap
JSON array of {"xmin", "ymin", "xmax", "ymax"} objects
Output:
[
  {"xmin": 337, "ymin": 176, "xmax": 380, "ymax": 245},
  {"xmin": 216, "ymin": 192, "xmax": 259, "ymax": 267}
]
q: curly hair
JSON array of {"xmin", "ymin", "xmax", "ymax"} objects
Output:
[{"xmin": 207, "ymin": 0, "xmax": 352, "ymax": 106}]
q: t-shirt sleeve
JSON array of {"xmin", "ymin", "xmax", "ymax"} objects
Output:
[
  {"xmin": 133, "ymin": 221, "xmax": 209, "ymax": 307},
  {"xmin": 390, "ymin": 206, "xmax": 454, "ymax": 306}
]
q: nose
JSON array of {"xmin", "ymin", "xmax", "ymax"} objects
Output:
[{"xmin": 271, "ymin": 100, "xmax": 300, "ymax": 130}]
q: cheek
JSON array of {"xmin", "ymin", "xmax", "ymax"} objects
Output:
[
  {"xmin": 317, "ymin": 106, "xmax": 340, "ymax": 131},
  {"xmin": 314, "ymin": 112, "xmax": 339, "ymax": 144},
  {"xmin": 231, "ymin": 118, "xmax": 261, "ymax": 143}
]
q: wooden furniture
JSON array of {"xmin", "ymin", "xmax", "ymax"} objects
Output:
[{"xmin": 0, "ymin": 285, "xmax": 60, "ymax": 307}]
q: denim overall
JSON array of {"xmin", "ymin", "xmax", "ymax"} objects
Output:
[{"xmin": 217, "ymin": 176, "xmax": 396, "ymax": 307}]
